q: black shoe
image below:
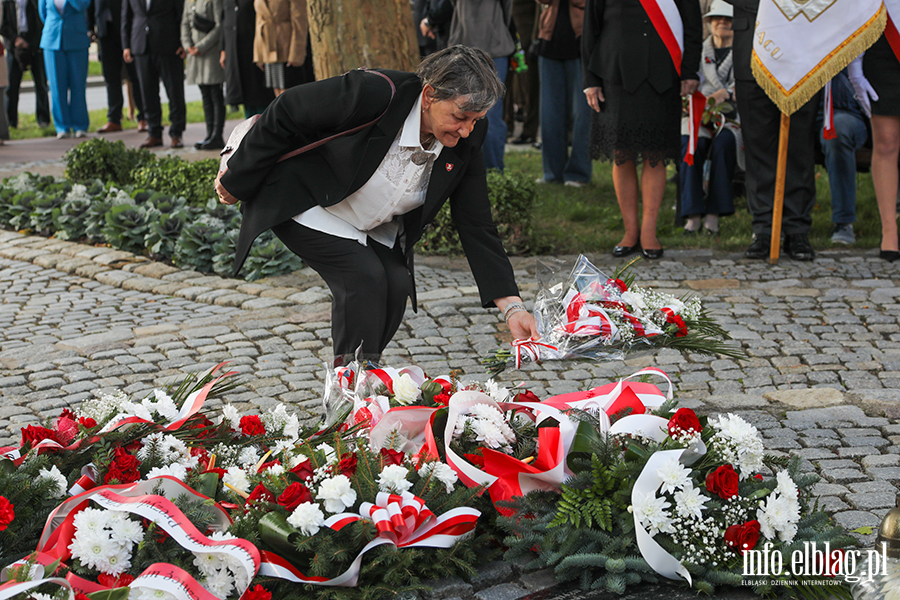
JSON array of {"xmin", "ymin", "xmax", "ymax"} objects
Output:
[
  {"xmin": 194, "ymin": 137, "xmax": 211, "ymax": 150},
  {"xmin": 683, "ymin": 227, "xmax": 698, "ymax": 236},
  {"xmin": 510, "ymin": 135, "xmax": 535, "ymax": 145},
  {"xmin": 745, "ymin": 236, "xmax": 770, "ymax": 260},
  {"xmin": 641, "ymin": 247, "xmax": 664, "ymax": 260},
  {"xmin": 881, "ymin": 250, "xmax": 900, "ymax": 262},
  {"xmin": 199, "ymin": 136, "xmax": 225, "ymax": 150},
  {"xmin": 612, "ymin": 244, "xmax": 639, "ymax": 258},
  {"xmin": 785, "ymin": 233, "xmax": 815, "ymax": 261}
]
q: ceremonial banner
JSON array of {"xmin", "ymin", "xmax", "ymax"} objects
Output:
[{"xmin": 752, "ymin": 0, "xmax": 886, "ymax": 114}]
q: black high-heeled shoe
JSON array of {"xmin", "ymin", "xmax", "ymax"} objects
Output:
[
  {"xmin": 881, "ymin": 250, "xmax": 900, "ymax": 262},
  {"xmin": 612, "ymin": 241, "xmax": 640, "ymax": 257},
  {"xmin": 641, "ymin": 247, "xmax": 664, "ymax": 260}
]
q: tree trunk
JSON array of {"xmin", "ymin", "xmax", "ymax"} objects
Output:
[{"xmin": 307, "ymin": 0, "xmax": 419, "ymax": 80}]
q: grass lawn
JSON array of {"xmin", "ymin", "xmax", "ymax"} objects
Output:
[
  {"xmin": 7, "ymin": 100, "xmax": 243, "ymax": 140},
  {"xmin": 505, "ymin": 150, "xmax": 883, "ymax": 255}
]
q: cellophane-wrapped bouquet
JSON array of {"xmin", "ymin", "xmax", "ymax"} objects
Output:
[{"xmin": 484, "ymin": 255, "xmax": 741, "ymax": 373}]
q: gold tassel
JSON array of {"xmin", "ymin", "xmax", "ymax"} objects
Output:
[{"xmin": 752, "ymin": 7, "xmax": 887, "ymax": 115}]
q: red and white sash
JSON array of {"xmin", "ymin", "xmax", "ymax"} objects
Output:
[
  {"xmin": 886, "ymin": 0, "xmax": 900, "ymax": 62},
  {"xmin": 638, "ymin": 0, "xmax": 684, "ymax": 75}
]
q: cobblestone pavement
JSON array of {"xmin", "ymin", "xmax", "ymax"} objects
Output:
[{"xmin": 0, "ymin": 229, "xmax": 899, "ymax": 598}]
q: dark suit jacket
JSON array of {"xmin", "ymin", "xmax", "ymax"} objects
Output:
[
  {"xmin": 89, "ymin": 0, "xmax": 124, "ymax": 39},
  {"xmin": 582, "ymin": 0, "xmax": 701, "ymax": 93},
  {"xmin": 221, "ymin": 0, "xmax": 273, "ymax": 106},
  {"xmin": 121, "ymin": 0, "xmax": 183, "ymax": 55},
  {"xmin": 220, "ymin": 68, "xmax": 519, "ymax": 310},
  {"xmin": 722, "ymin": 0, "xmax": 756, "ymax": 82},
  {"xmin": 0, "ymin": 0, "xmax": 43, "ymax": 46}
]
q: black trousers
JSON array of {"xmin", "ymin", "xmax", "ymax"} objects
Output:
[
  {"xmin": 134, "ymin": 52, "xmax": 186, "ymax": 139},
  {"xmin": 272, "ymin": 220, "xmax": 412, "ymax": 359},
  {"xmin": 6, "ymin": 48, "xmax": 51, "ymax": 127},
  {"xmin": 735, "ymin": 79, "xmax": 819, "ymax": 237},
  {"xmin": 98, "ymin": 31, "xmax": 144, "ymax": 124}
]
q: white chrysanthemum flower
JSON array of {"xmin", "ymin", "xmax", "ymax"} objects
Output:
[
  {"xmin": 287, "ymin": 501, "xmax": 326, "ymax": 536},
  {"xmin": 317, "ymin": 474, "xmax": 357, "ymax": 513},
  {"xmin": 709, "ymin": 414, "xmax": 765, "ymax": 478},
  {"xmin": 282, "ymin": 414, "xmax": 300, "ymax": 441},
  {"xmin": 203, "ymin": 568, "xmax": 234, "ymax": 599},
  {"xmin": 378, "ymin": 464, "xmax": 413, "ymax": 494},
  {"xmin": 130, "ymin": 588, "xmax": 178, "ymax": 600},
  {"xmin": 418, "ymin": 461, "xmax": 458, "ymax": 493},
  {"xmin": 104, "ymin": 546, "xmax": 132, "ymax": 575},
  {"xmin": 775, "ymin": 470, "xmax": 800, "ymax": 511},
  {"xmin": 72, "ymin": 507, "xmax": 107, "ymax": 534},
  {"xmin": 221, "ymin": 404, "xmax": 242, "ymax": 430},
  {"xmin": 272, "ymin": 439, "xmax": 297, "ymax": 456},
  {"xmin": 146, "ymin": 463, "xmax": 187, "ymax": 481},
  {"xmin": 673, "ymin": 484, "xmax": 709, "ymax": 520},
  {"xmin": 632, "ymin": 492, "xmax": 674, "ymax": 536},
  {"xmin": 193, "ymin": 550, "xmax": 225, "ymax": 577},
  {"xmin": 393, "ymin": 373, "xmax": 420, "ymax": 405},
  {"xmin": 142, "ymin": 389, "xmax": 179, "ymax": 421},
  {"xmin": 656, "ymin": 457, "xmax": 692, "ymax": 494},
  {"xmin": 118, "ymin": 400, "xmax": 154, "ymax": 422},
  {"xmin": 223, "ymin": 466, "xmax": 251, "ymax": 494},
  {"xmin": 110, "ymin": 517, "xmax": 144, "ymax": 545},
  {"xmin": 484, "ymin": 379, "xmax": 510, "ymax": 403},
  {"xmin": 38, "ymin": 465, "xmax": 68, "ymax": 497},
  {"xmin": 758, "ymin": 494, "xmax": 800, "ymax": 543}
]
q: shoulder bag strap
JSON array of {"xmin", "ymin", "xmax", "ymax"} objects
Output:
[{"xmin": 275, "ymin": 68, "xmax": 398, "ymax": 164}]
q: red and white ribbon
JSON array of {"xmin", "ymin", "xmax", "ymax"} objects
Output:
[
  {"xmin": 68, "ymin": 464, "xmax": 98, "ymax": 496},
  {"xmin": 638, "ymin": 0, "xmax": 684, "ymax": 75},
  {"xmin": 684, "ymin": 90, "xmax": 707, "ymax": 165},
  {"xmin": 0, "ymin": 577, "xmax": 74, "ymax": 600},
  {"xmin": 510, "ymin": 339, "xmax": 560, "ymax": 369},
  {"xmin": 822, "ymin": 80, "xmax": 836, "ymax": 140},
  {"xmin": 258, "ymin": 491, "xmax": 479, "ymax": 587}
]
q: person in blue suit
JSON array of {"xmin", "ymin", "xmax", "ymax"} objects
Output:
[{"xmin": 39, "ymin": 0, "xmax": 91, "ymax": 138}]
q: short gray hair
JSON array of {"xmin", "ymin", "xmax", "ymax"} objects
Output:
[{"xmin": 416, "ymin": 45, "xmax": 505, "ymax": 113}]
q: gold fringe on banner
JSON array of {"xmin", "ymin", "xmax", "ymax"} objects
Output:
[{"xmin": 751, "ymin": 7, "xmax": 887, "ymax": 115}]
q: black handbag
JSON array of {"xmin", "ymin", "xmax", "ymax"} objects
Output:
[{"xmin": 192, "ymin": 10, "xmax": 216, "ymax": 33}]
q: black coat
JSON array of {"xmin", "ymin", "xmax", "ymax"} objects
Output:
[
  {"xmin": 0, "ymin": 0, "xmax": 43, "ymax": 46},
  {"xmin": 722, "ymin": 0, "xmax": 756, "ymax": 82},
  {"xmin": 220, "ymin": 0, "xmax": 272, "ymax": 106},
  {"xmin": 219, "ymin": 68, "xmax": 519, "ymax": 309},
  {"xmin": 88, "ymin": 0, "xmax": 123, "ymax": 39},
  {"xmin": 582, "ymin": 0, "xmax": 701, "ymax": 93},
  {"xmin": 121, "ymin": 0, "xmax": 183, "ymax": 55}
]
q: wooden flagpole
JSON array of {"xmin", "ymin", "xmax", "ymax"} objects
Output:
[{"xmin": 769, "ymin": 112, "xmax": 791, "ymax": 264}]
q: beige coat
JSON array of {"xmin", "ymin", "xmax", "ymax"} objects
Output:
[{"xmin": 253, "ymin": 0, "xmax": 307, "ymax": 65}]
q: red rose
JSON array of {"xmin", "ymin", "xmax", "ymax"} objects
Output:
[
  {"xmin": 754, "ymin": 474, "xmax": 763, "ymax": 481},
  {"xmin": 336, "ymin": 452, "xmax": 358, "ymax": 476},
  {"xmin": 247, "ymin": 484, "xmax": 276, "ymax": 504},
  {"xmin": 514, "ymin": 390, "xmax": 541, "ymax": 403},
  {"xmin": 380, "ymin": 448, "xmax": 405, "ymax": 466},
  {"xmin": 257, "ymin": 459, "xmax": 282, "ymax": 473},
  {"xmin": 60, "ymin": 408, "xmax": 77, "ymax": 421},
  {"xmin": 21, "ymin": 425, "xmax": 58, "ymax": 449},
  {"xmin": 724, "ymin": 520, "xmax": 761, "ymax": 555},
  {"xmin": 189, "ymin": 415, "xmax": 216, "ymax": 439},
  {"xmin": 277, "ymin": 482, "xmax": 312, "ymax": 511},
  {"xmin": 240, "ymin": 415, "xmax": 265, "ymax": 437},
  {"xmin": 672, "ymin": 315, "xmax": 687, "ymax": 337},
  {"xmin": 105, "ymin": 447, "xmax": 141, "ymax": 484},
  {"xmin": 0, "ymin": 496, "xmax": 14, "ymax": 531},
  {"xmin": 242, "ymin": 584, "xmax": 272, "ymax": 600},
  {"xmin": 78, "ymin": 416, "xmax": 97, "ymax": 429},
  {"xmin": 667, "ymin": 408, "xmax": 702, "ymax": 438},
  {"xmin": 433, "ymin": 392, "xmax": 451, "ymax": 405},
  {"xmin": 290, "ymin": 459, "xmax": 314, "ymax": 481},
  {"xmin": 97, "ymin": 573, "xmax": 135, "ymax": 588},
  {"xmin": 706, "ymin": 464, "xmax": 740, "ymax": 499}
]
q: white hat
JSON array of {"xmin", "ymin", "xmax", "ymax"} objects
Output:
[{"xmin": 704, "ymin": 0, "xmax": 733, "ymax": 18}]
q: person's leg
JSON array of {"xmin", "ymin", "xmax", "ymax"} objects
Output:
[
  {"xmin": 369, "ymin": 240, "xmax": 414, "ymax": 352},
  {"xmin": 563, "ymin": 57, "xmax": 592, "ymax": 184},
  {"xmin": 482, "ymin": 57, "xmax": 508, "ymax": 171},
  {"xmin": 779, "ymin": 92, "xmax": 820, "ymax": 237},
  {"xmin": 6, "ymin": 52, "xmax": 22, "ymax": 128},
  {"xmin": 196, "ymin": 84, "xmax": 214, "ymax": 148},
  {"xmin": 30, "ymin": 50, "xmax": 52, "ymax": 127},
  {"xmin": 870, "ymin": 114, "xmax": 900, "ymax": 253},
  {"xmin": 735, "ymin": 79, "xmax": 781, "ymax": 239},
  {"xmin": 124, "ymin": 57, "xmax": 145, "ymax": 122},
  {"xmin": 679, "ymin": 134, "xmax": 709, "ymax": 220},
  {"xmin": 42, "ymin": 49, "xmax": 68, "ymax": 134},
  {"xmin": 69, "ymin": 48, "xmax": 89, "ymax": 133},
  {"xmin": 159, "ymin": 53, "xmax": 186, "ymax": 138},
  {"xmin": 639, "ymin": 160, "xmax": 667, "ymax": 251},
  {"xmin": 208, "ymin": 83, "xmax": 225, "ymax": 147},
  {"xmin": 99, "ymin": 35, "xmax": 125, "ymax": 124},
  {"xmin": 821, "ymin": 111, "xmax": 868, "ymax": 226},
  {"xmin": 612, "ymin": 160, "xmax": 640, "ymax": 248},
  {"xmin": 707, "ymin": 128, "xmax": 736, "ymax": 219},
  {"xmin": 135, "ymin": 54, "xmax": 163, "ymax": 139},
  {"xmin": 271, "ymin": 221, "xmax": 411, "ymax": 357},
  {"xmin": 538, "ymin": 56, "xmax": 565, "ymax": 182}
]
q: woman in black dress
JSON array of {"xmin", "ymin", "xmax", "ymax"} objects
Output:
[
  {"xmin": 582, "ymin": 0, "xmax": 701, "ymax": 259},
  {"xmin": 857, "ymin": 35, "xmax": 900, "ymax": 262}
]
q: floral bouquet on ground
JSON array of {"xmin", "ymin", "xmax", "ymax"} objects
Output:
[
  {"xmin": 483, "ymin": 254, "xmax": 742, "ymax": 373},
  {"xmin": 500, "ymin": 403, "xmax": 857, "ymax": 597}
]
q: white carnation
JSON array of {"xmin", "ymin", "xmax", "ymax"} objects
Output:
[
  {"xmin": 378, "ymin": 464, "xmax": 413, "ymax": 494},
  {"xmin": 146, "ymin": 463, "xmax": 187, "ymax": 481},
  {"xmin": 38, "ymin": 465, "xmax": 68, "ymax": 497},
  {"xmin": 142, "ymin": 389, "xmax": 179, "ymax": 421},
  {"xmin": 237, "ymin": 446, "xmax": 261, "ymax": 469},
  {"xmin": 221, "ymin": 404, "xmax": 242, "ymax": 430},
  {"xmin": 223, "ymin": 466, "xmax": 251, "ymax": 494},
  {"xmin": 418, "ymin": 461, "xmax": 458, "ymax": 493},
  {"xmin": 317, "ymin": 475, "xmax": 357, "ymax": 513},
  {"xmin": 316, "ymin": 443, "xmax": 337, "ymax": 464},
  {"xmin": 393, "ymin": 373, "xmax": 420, "ymax": 405},
  {"xmin": 287, "ymin": 502, "xmax": 326, "ymax": 536}
]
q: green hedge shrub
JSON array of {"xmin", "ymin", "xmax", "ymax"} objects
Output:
[
  {"xmin": 131, "ymin": 156, "xmax": 219, "ymax": 206},
  {"xmin": 64, "ymin": 139, "xmax": 155, "ymax": 185}
]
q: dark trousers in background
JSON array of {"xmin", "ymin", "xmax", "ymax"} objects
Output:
[
  {"xmin": 6, "ymin": 48, "xmax": 51, "ymax": 127},
  {"xmin": 99, "ymin": 32, "xmax": 144, "ymax": 125},
  {"xmin": 135, "ymin": 52, "xmax": 186, "ymax": 140},
  {"xmin": 272, "ymin": 220, "xmax": 412, "ymax": 359},
  {"xmin": 679, "ymin": 129, "xmax": 737, "ymax": 218},
  {"xmin": 735, "ymin": 79, "xmax": 819, "ymax": 237}
]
